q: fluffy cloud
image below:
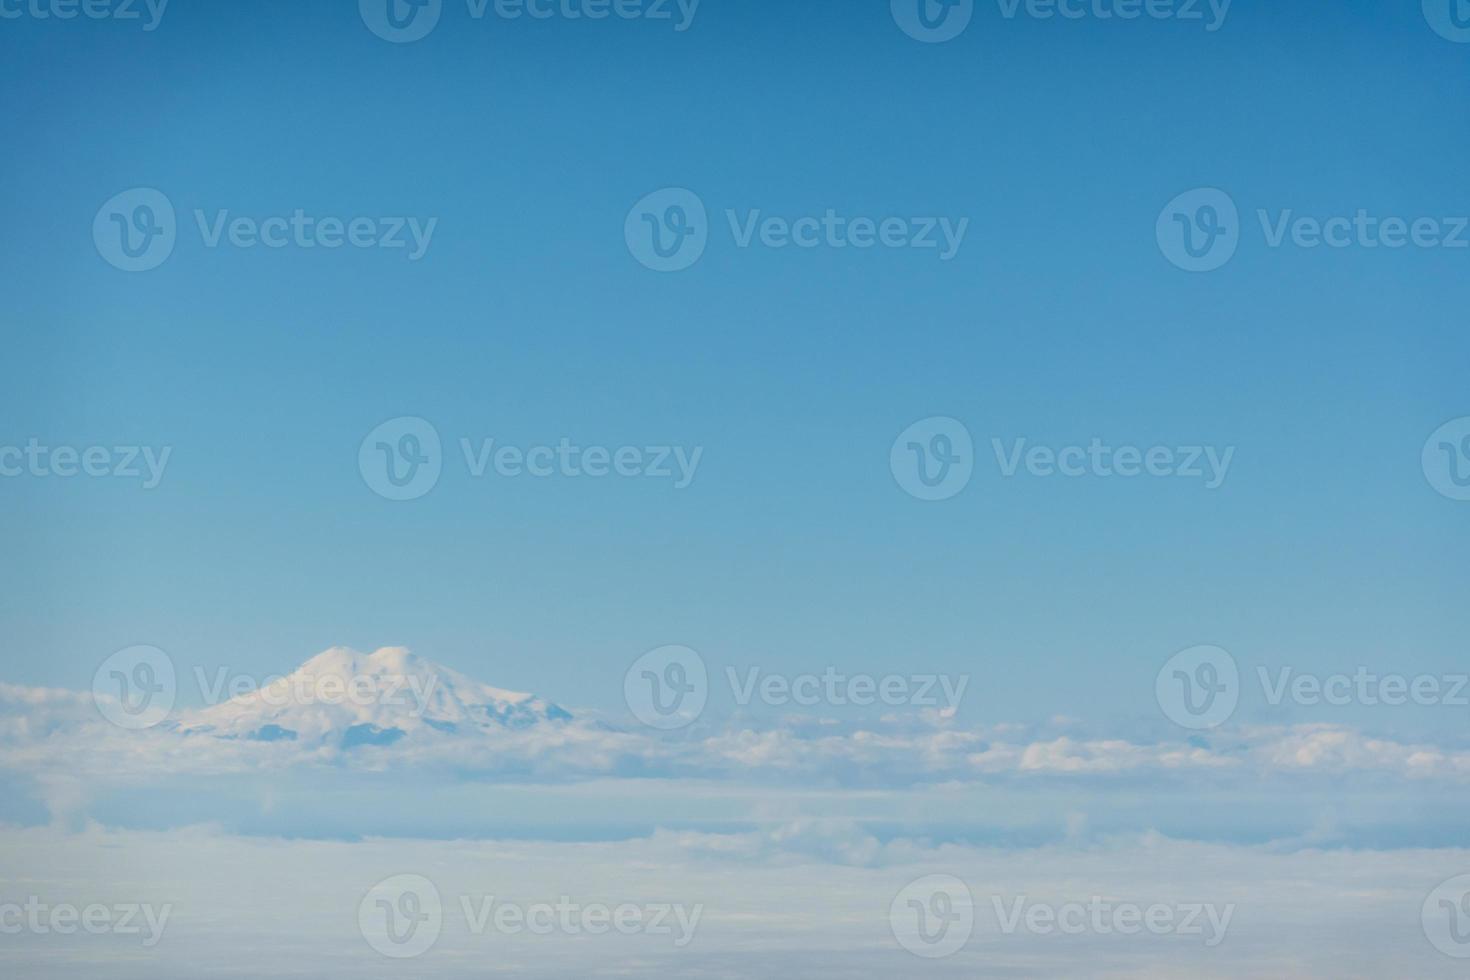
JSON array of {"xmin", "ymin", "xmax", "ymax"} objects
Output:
[{"xmin": 7, "ymin": 682, "xmax": 1470, "ymax": 789}]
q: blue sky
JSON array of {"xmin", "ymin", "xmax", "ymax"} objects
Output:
[
  {"xmin": 2, "ymin": 0, "xmax": 1468, "ymax": 741},
  {"xmin": 7, "ymin": 5, "xmax": 1470, "ymax": 976}
]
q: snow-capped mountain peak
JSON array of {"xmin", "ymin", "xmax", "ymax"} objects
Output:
[{"xmin": 177, "ymin": 646, "xmax": 571, "ymax": 746}]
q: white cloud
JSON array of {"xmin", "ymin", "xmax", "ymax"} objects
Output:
[
  {"xmin": 0, "ymin": 824, "xmax": 1462, "ymax": 978},
  {"xmin": 7, "ymin": 681, "xmax": 1470, "ymax": 789}
]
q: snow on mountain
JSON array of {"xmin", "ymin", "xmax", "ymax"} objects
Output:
[{"xmin": 176, "ymin": 646, "xmax": 571, "ymax": 747}]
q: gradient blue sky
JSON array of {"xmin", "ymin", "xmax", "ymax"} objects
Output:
[{"xmin": 2, "ymin": 0, "xmax": 1467, "ymax": 737}]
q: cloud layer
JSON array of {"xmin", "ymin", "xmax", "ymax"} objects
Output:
[{"xmin": 0, "ymin": 824, "xmax": 1464, "ymax": 978}]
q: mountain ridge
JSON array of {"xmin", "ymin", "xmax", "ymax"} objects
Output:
[{"xmin": 175, "ymin": 646, "xmax": 572, "ymax": 746}]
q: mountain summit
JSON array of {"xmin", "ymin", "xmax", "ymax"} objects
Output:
[{"xmin": 177, "ymin": 646, "xmax": 571, "ymax": 747}]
